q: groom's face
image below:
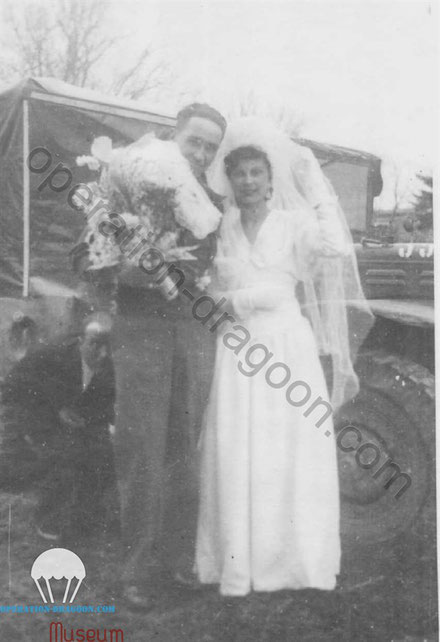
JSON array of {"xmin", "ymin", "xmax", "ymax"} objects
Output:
[{"xmin": 174, "ymin": 116, "xmax": 223, "ymax": 178}]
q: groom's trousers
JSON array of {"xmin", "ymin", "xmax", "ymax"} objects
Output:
[{"xmin": 113, "ymin": 287, "xmax": 216, "ymax": 587}]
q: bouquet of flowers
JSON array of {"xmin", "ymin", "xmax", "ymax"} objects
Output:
[{"xmin": 75, "ymin": 134, "xmax": 222, "ymax": 272}]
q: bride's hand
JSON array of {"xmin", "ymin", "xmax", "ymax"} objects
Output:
[{"xmin": 232, "ymin": 286, "xmax": 282, "ymax": 316}]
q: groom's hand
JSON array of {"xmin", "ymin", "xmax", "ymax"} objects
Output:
[
  {"xmin": 158, "ymin": 274, "xmax": 180, "ymax": 301},
  {"xmin": 163, "ymin": 245, "xmax": 199, "ymax": 262}
]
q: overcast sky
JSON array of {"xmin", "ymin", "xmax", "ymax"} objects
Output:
[
  {"xmin": 0, "ymin": 0, "xmax": 436, "ymax": 171},
  {"xmin": 103, "ymin": 0, "xmax": 437, "ymax": 168}
]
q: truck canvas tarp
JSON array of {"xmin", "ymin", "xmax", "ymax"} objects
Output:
[
  {"xmin": 0, "ymin": 77, "xmax": 175, "ymax": 297},
  {"xmin": 0, "ymin": 76, "xmax": 381, "ymax": 298}
]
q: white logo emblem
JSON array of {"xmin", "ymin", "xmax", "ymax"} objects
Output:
[{"xmin": 31, "ymin": 548, "xmax": 86, "ymax": 603}]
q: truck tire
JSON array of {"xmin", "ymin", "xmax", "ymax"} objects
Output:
[{"xmin": 335, "ymin": 350, "xmax": 435, "ymax": 549}]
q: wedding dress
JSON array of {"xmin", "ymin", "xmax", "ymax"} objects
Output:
[
  {"xmin": 195, "ymin": 117, "xmax": 372, "ymax": 597},
  {"xmin": 195, "ymin": 205, "xmax": 347, "ymax": 596}
]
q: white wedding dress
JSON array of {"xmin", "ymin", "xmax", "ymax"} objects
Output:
[{"xmin": 195, "ymin": 205, "xmax": 348, "ymax": 596}]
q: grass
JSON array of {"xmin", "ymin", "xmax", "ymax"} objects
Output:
[{"xmin": 0, "ymin": 492, "xmax": 437, "ymax": 642}]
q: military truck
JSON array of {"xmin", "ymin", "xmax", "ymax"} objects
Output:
[
  {"xmin": 0, "ymin": 77, "xmax": 175, "ymax": 379},
  {"xmin": 0, "ymin": 78, "xmax": 435, "ymax": 579},
  {"xmin": 304, "ymin": 138, "xmax": 435, "ymax": 580}
]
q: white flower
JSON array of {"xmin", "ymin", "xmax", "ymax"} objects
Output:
[
  {"xmin": 108, "ymin": 137, "xmax": 221, "ymax": 239},
  {"xmin": 195, "ymin": 272, "xmax": 212, "ymax": 292},
  {"xmin": 76, "ymin": 155, "xmax": 101, "ymax": 171},
  {"xmin": 91, "ymin": 136, "xmax": 113, "ymax": 164},
  {"xmin": 80, "ymin": 134, "xmax": 222, "ymax": 273}
]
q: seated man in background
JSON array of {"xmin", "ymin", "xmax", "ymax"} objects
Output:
[{"xmin": 1, "ymin": 311, "xmax": 120, "ymax": 542}]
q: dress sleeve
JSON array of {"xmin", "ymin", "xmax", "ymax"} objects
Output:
[{"xmin": 231, "ymin": 287, "xmax": 283, "ymax": 318}]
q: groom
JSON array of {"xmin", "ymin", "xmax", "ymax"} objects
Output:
[{"xmin": 72, "ymin": 103, "xmax": 226, "ymax": 608}]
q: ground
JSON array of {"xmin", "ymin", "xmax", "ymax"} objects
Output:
[{"xmin": 0, "ymin": 492, "xmax": 437, "ymax": 642}]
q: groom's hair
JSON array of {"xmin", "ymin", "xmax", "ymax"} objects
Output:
[{"xmin": 176, "ymin": 103, "xmax": 227, "ymax": 135}]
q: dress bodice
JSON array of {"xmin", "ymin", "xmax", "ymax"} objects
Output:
[
  {"xmin": 216, "ymin": 208, "xmax": 300, "ymax": 290},
  {"xmin": 213, "ymin": 207, "xmax": 348, "ymax": 320}
]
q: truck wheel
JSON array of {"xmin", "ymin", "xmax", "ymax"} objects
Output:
[{"xmin": 334, "ymin": 350, "xmax": 435, "ymax": 549}]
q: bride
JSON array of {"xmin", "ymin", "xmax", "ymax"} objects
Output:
[{"xmin": 194, "ymin": 118, "xmax": 372, "ymax": 596}]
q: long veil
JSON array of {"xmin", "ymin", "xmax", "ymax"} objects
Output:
[{"xmin": 209, "ymin": 117, "xmax": 374, "ymax": 410}]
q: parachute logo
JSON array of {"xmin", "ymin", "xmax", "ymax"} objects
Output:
[{"xmin": 31, "ymin": 548, "xmax": 86, "ymax": 603}]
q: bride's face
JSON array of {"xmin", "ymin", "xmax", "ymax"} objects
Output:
[{"xmin": 228, "ymin": 158, "xmax": 271, "ymax": 208}]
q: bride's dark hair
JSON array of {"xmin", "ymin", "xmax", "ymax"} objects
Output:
[{"xmin": 224, "ymin": 146, "xmax": 272, "ymax": 181}]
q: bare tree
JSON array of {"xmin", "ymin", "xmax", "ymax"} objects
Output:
[
  {"xmin": 388, "ymin": 162, "xmax": 431, "ymax": 214},
  {"xmin": 2, "ymin": 0, "xmax": 113, "ymax": 85},
  {"xmin": 0, "ymin": 0, "xmax": 170, "ymax": 100},
  {"xmin": 227, "ymin": 89, "xmax": 305, "ymax": 137},
  {"xmin": 109, "ymin": 46, "xmax": 169, "ymax": 100},
  {"xmin": 412, "ymin": 173, "xmax": 433, "ymax": 216}
]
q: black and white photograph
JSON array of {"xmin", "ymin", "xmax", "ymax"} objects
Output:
[{"xmin": 0, "ymin": 1, "xmax": 437, "ymax": 640}]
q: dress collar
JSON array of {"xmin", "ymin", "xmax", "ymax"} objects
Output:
[{"xmin": 235, "ymin": 207, "xmax": 273, "ymax": 248}]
